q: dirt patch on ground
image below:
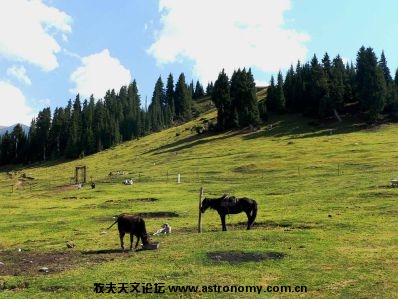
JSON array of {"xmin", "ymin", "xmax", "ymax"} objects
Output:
[
  {"xmin": 54, "ymin": 184, "xmax": 79, "ymax": 192},
  {"xmin": 207, "ymin": 251, "xmax": 286, "ymax": 263},
  {"xmin": 0, "ymin": 250, "xmax": 116, "ymax": 277}
]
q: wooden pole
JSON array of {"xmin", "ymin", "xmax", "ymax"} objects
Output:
[
  {"xmin": 198, "ymin": 186, "xmax": 204, "ymax": 233},
  {"xmin": 83, "ymin": 166, "xmax": 87, "ymax": 183}
]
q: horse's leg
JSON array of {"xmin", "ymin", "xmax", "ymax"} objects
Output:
[
  {"xmin": 129, "ymin": 233, "xmax": 134, "ymax": 250},
  {"xmin": 246, "ymin": 205, "xmax": 257, "ymax": 229},
  {"xmin": 119, "ymin": 232, "xmax": 125, "ymax": 250},
  {"xmin": 219, "ymin": 213, "xmax": 227, "ymax": 231},
  {"xmin": 245, "ymin": 211, "xmax": 251, "ymax": 230}
]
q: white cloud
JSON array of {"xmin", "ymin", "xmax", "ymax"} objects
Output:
[
  {"xmin": 148, "ymin": 0, "xmax": 309, "ymax": 83},
  {"xmin": 0, "ymin": 81, "xmax": 35, "ymax": 126},
  {"xmin": 7, "ymin": 66, "xmax": 32, "ymax": 85},
  {"xmin": 0, "ymin": 0, "xmax": 72, "ymax": 71},
  {"xmin": 69, "ymin": 49, "xmax": 132, "ymax": 99}
]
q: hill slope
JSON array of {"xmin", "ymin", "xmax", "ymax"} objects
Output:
[{"xmin": 0, "ymin": 110, "xmax": 397, "ymax": 298}]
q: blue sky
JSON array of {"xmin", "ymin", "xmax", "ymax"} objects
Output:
[{"xmin": 1, "ymin": 0, "xmax": 397, "ymax": 126}]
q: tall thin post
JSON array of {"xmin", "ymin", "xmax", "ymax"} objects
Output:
[{"xmin": 198, "ymin": 186, "xmax": 204, "ymax": 233}]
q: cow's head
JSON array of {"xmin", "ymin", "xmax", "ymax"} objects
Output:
[{"xmin": 142, "ymin": 234, "xmax": 151, "ymax": 245}]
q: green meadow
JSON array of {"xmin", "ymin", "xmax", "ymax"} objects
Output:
[{"xmin": 0, "ymin": 109, "xmax": 397, "ymax": 298}]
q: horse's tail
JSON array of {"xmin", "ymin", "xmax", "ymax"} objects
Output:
[{"xmin": 250, "ymin": 200, "xmax": 258, "ymax": 225}]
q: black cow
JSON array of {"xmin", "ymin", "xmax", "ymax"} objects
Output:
[{"xmin": 107, "ymin": 214, "xmax": 150, "ymax": 250}]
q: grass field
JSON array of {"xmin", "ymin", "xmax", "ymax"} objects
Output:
[{"xmin": 0, "ymin": 110, "xmax": 397, "ymax": 298}]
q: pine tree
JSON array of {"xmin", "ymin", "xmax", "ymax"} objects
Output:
[
  {"xmin": 344, "ymin": 62, "xmax": 357, "ymax": 104},
  {"xmin": 245, "ymin": 69, "xmax": 261, "ymax": 126},
  {"xmin": 283, "ymin": 65, "xmax": 295, "ymax": 111},
  {"xmin": 206, "ymin": 82, "xmax": 214, "ymax": 96},
  {"xmin": 36, "ymin": 107, "xmax": 52, "ymax": 161},
  {"xmin": 10, "ymin": 124, "xmax": 27, "ymax": 164},
  {"xmin": 266, "ymin": 75, "xmax": 277, "ymax": 112},
  {"xmin": 93, "ymin": 100, "xmax": 105, "ymax": 151},
  {"xmin": 193, "ymin": 80, "xmax": 205, "ymax": 99},
  {"xmin": 309, "ymin": 54, "xmax": 328, "ymax": 116},
  {"xmin": 81, "ymin": 97, "xmax": 96, "ymax": 155},
  {"xmin": 128, "ymin": 80, "xmax": 142, "ymax": 137},
  {"xmin": 321, "ymin": 52, "xmax": 332, "ymax": 77},
  {"xmin": 48, "ymin": 107, "xmax": 66, "ymax": 158},
  {"xmin": 148, "ymin": 76, "xmax": 165, "ymax": 131},
  {"xmin": 166, "ymin": 74, "xmax": 175, "ymax": 121},
  {"xmin": 230, "ymin": 68, "xmax": 260, "ymax": 127},
  {"xmin": 378, "ymin": 51, "xmax": 397, "ymax": 116},
  {"xmin": 174, "ymin": 73, "xmax": 192, "ymax": 121},
  {"xmin": 379, "ymin": 51, "xmax": 392, "ymax": 83},
  {"xmin": 275, "ymin": 71, "xmax": 286, "ymax": 113},
  {"xmin": 189, "ymin": 80, "xmax": 194, "ymax": 98},
  {"xmin": 211, "ymin": 69, "xmax": 231, "ymax": 130},
  {"xmin": 356, "ymin": 46, "xmax": 387, "ymax": 121},
  {"xmin": 395, "ymin": 69, "xmax": 398, "ymax": 87},
  {"xmin": 65, "ymin": 95, "xmax": 82, "ymax": 158},
  {"xmin": 293, "ymin": 60, "xmax": 304, "ymax": 112},
  {"xmin": 0, "ymin": 132, "xmax": 12, "ymax": 165},
  {"xmin": 329, "ymin": 55, "xmax": 346, "ymax": 113}
]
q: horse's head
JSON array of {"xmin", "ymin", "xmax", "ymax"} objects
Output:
[{"xmin": 200, "ymin": 198, "xmax": 210, "ymax": 213}]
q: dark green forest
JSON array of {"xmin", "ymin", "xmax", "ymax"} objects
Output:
[
  {"xmin": 211, "ymin": 46, "xmax": 398, "ymax": 131},
  {"xmin": 0, "ymin": 72, "xmax": 202, "ymax": 165},
  {"xmin": 1, "ymin": 46, "xmax": 398, "ymax": 166}
]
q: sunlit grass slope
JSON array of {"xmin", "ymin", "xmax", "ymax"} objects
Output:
[{"xmin": 0, "ymin": 107, "xmax": 397, "ymax": 298}]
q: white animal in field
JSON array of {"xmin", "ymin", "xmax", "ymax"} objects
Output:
[
  {"xmin": 123, "ymin": 179, "xmax": 133, "ymax": 185},
  {"xmin": 153, "ymin": 223, "xmax": 171, "ymax": 235}
]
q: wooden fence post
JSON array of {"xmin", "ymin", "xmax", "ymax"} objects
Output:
[{"xmin": 198, "ymin": 186, "xmax": 204, "ymax": 233}]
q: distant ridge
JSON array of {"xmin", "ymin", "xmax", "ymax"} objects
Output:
[{"xmin": 0, "ymin": 124, "xmax": 30, "ymax": 136}]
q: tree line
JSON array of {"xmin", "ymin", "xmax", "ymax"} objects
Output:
[
  {"xmin": 265, "ymin": 46, "xmax": 398, "ymax": 121},
  {"xmin": 1, "ymin": 46, "xmax": 398, "ymax": 166},
  {"xmin": 211, "ymin": 46, "xmax": 398, "ymax": 132},
  {"xmin": 0, "ymin": 73, "xmax": 206, "ymax": 165}
]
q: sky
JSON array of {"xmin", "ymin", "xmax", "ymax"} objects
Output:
[{"xmin": 0, "ymin": 0, "xmax": 397, "ymax": 126}]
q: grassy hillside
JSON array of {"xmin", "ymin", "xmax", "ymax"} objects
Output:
[{"xmin": 0, "ymin": 107, "xmax": 397, "ymax": 298}]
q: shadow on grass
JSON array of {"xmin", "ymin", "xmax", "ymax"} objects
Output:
[
  {"xmin": 207, "ymin": 251, "xmax": 286, "ymax": 263},
  {"xmin": 82, "ymin": 246, "xmax": 158, "ymax": 255},
  {"xmin": 94, "ymin": 212, "xmax": 179, "ymax": 223},
  {"xmin": 242, "ymin": 113, "xmax": 387, "ymax": 141},
  {"xmin": 146, "ymin": 131, "xmax": 243, "ymax": 155},
  {"xmin": 82, "ymin": 248, "xmax": 130, "ymax": 255}
]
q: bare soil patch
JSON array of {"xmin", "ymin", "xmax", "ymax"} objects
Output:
[
  {"xmin": 54, "ymin": 184, "xmax": 78, "ymax": 192},
  {"xmin": 0, "ymin": 250, "xmax": 114, "ymax": 277}
]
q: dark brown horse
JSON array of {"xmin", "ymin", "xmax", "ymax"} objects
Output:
[{"xmin": 200, "ymin": 195, "xmax": 257, "ymax": 231}]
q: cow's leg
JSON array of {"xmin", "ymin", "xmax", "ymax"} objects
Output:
[
  {"xmin": 135, "ymin": 235, "xmax": 141, "ymax": 249},
  {"xmin": 119, "ymin": 232, "xmax": 125, "ymax": 250},
  {"xmin": 219, "ymin": 213, "xmax": 227, "ymax": 231}
]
